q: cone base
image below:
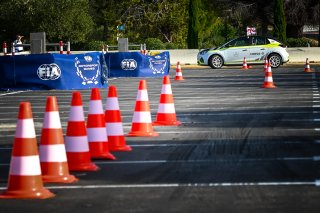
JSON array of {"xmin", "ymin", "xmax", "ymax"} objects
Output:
[
  {"xmin": 0, "ymin": 188, "xmax": 55, "ymax": 199},
  {"xmin": 304, "ymin": 69, "xmax": 313, "ymax": 73},
  {"xmin": 109, "ymin": 145, "xmax": 132, "ymax": 152},
  {"xmin": 127, "ymin": 131, "xmax": 159, "ymax": 137},
  {"xmin": 68, "ymin": 163, "xmax": 100, "ymax": 172},
  {"xmin": 108, "ymin": 136, "xmax": 132, "ymax": 152},
  {"xmin": 91, "ymin": 152, "xmax": 116, "ymax": 160},
  {"xmin": 42, "ymin": 174, "xmax": 78, "ymax": 183},
  {"xmin": 262, "ymin": 84, "xmax": 276, "ymax": 89},
  {"xmin": 153, "ymin": 120, "xmax": 181, "ymax": 126}
]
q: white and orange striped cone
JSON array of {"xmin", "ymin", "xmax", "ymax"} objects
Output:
[
  {"xmin": 262, "ymin": 63, "xmax": 276, "ymax": 89},
  {"xmin": 153, "ymin": 75, "xmax": 181, "ymax": 126},
  {"xmin": 242, "ymin": 57, "xmax": 249, "ymax": 70},
  {"xmin": 39, "ymin": 96, "xmax": 78, "ymax": 183},
  {"xmin": 0, "ymin": 102, "xmax": 55, "ymax": 199},
  {"xmin": 65, "ymin": 91, "xmax": 99, "ymax": 171},
  {"xmin": 174, "ymin": 61, "xmax": 185, "ymax": 81},
  {"xmin": 127, "ymin": 80, "xmax": 159, "ymax": 137},
  {"xmin": 263, "ymin": 57, "xmax": 268, "ymax": 72},
  {"xmin": 105, "ymin": 85, "xmax": 132, "ymax": 151},
  {"xmin": 304, "ymin": 58, "xmax": 313, "ymax": 73},
  {"xmin": 87, "ymin": 88, "xmax": 116, "ymax": 160}
]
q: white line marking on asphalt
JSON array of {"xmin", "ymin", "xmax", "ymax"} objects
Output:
[
  {"xmin": 0, "ymin": 156, "xmax": 315, "ymax": 167},
  {"xmin": 0, "ymin": 181, "xmax": 316, "ymax": 191},
  {"xmin": 0, "ymin": 91, "xmax": 25, "ymax": 96}
]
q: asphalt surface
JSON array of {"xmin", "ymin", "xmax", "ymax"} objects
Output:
[{"xmin": 0, "ymin": 64, "xmax": 320, "ymax": 213}]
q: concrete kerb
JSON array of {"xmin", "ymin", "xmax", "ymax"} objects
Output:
[{"xmin": 164, "ymin": 48, "xmax": 320, "ymax": 66}]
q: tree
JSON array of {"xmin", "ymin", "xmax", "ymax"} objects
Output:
[
  {"xmin": 0, "ymin": 0, "xmax": 94, "ymax": 45},
  {"xmin": 273, "ymin": 0, "xmax": 287, "ymax": 42},
  {"xmin": 187, "ymin": 0, "xmax": 200, "ymax": 49}
]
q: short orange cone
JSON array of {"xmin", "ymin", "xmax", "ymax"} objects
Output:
[
  {"xmin": 174, "ymin": 61, "xmax": 185, "ymax": 81},
  {"xmin": 87, "ymin": 88, "xmax": 116, "ymax": 160},
  {"xmin": 242, "ymin": 57, "xmax": 249, "ymax": 69},
  {"xmin": 262, "ymin": 63, "xmax": 276, "ymax": 88},
  {"xmin": 263, "ymin": 57, "xmax": 268, "ymax": 72},
  {"xmin": 65, "ymin": 91, "xmax": 99, "ymax": 171},
  {"xmin": 304, "ymin": 58, "xmax": 313, "ymax": 72},
  {"xmin": 105, "ymin": 85, "xmax": 132, "ymax": 151},
  {"xmin": 127, "ymin": 80, "xmax": 159, "ymax": 137},
  {"xmin": 153, "ymin": 75, "xmax": 181, "ymax": 126},
  {"xmin": 0, "ymin": 102, "xmax": 55, "ymax": 199},
  {"xmin": 39, "ymin": 96, "xmax": 78, "ymax": 183}
]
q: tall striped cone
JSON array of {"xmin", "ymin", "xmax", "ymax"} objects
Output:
[
  {"xmin": 65, "ymin": 92, "xmax": 99, "ymax": 171},
  {"xmin": 174, "ymin": 61, "xmax": 185, "ymax": 81},
  {"xmin": 105, "ymin": 85, "xmax": 132, "ymax": 151},
  {"xmin": 242, "ymin": 57, "xmax": 249, "ymax": 69},
  {"xmin": 263, "ymin": 57, "xmax": 268, "ymax": 72},
  {"xmin": 304, "ymin": 58, "xmax": 312, "ymax": 72},
  {"xmin": 127, "ymin": 80, "xmax": 159, "ymax": 137},
  {"xmin": 153, "ymin": 76, "xmax": 181, "ymax": 126},
  {"xmin": 262, "ymin": 63, "xmax": 276, "ymax": 88},
  {"xmin": 39, "ymin": 96, "xmax": 78, "ymax": 183},
  {"xmin": 0, "ymin": 102, "xmax": 55, "ymax": 199},
  {"xmin": 87, "ymin": 88, "xmax": 116, "ymax": 160}
]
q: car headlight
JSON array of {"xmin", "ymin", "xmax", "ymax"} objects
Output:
[{"xmin": 199, "ymin": 49, "xmax": 209, "ymax": 55}]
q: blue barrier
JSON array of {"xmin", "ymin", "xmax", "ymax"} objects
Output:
[{"xmin": 0, "ymin": 51, "xmax": 170, "ymax": 90}]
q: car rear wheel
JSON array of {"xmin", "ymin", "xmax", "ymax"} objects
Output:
[
  {"xmin": 209, "ymin": 55, "xmax": 223, "ymax": 69},
  {"xmin": 268, "ymin": 53, "xmax": 282, "ymax": 68}
]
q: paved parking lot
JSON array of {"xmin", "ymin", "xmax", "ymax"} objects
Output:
[{"xmin": 0, "ymin": 64, "xmax": 319, "ymax": 213}]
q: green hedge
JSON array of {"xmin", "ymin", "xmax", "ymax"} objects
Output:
[{"xmin": 287, "ymin": 37, "xmax": 319, "ymax": 47}]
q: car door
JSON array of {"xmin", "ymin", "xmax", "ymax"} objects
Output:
[
  {"xmin": 223, "ymin": 37, "xmax": 250, "ymax": 65},
  {"xmin": 248, "ymin": 36, "xmax": 267, "ymax": 63}
]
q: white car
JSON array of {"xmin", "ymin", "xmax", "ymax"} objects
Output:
[{"xmin": 197, "ymin": 36, "xmax": 289, "ymax": 69}]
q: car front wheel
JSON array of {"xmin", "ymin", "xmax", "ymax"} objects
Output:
[
  {"xmin": 209, "ymin": 55, "xmax": 224, "ymax": 69},
  {"xmin": 268, "ymin": 53, "xmax": 282, "ymax": 68}
]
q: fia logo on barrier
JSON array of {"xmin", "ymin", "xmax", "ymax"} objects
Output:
[
  {"xmin": 148, "ymin": 54, "xmax": 167, "ymax": 74},
  {"xmin": 37, "ymin": 63, "xmax": 61, "ymax": 80},
  {"xmin": 121, "ymin": 59, "xmax": 137, "ymax": 70},
  {"xmin": 75, "ymin": 54, "xmax": 102, "ymax": 85}
]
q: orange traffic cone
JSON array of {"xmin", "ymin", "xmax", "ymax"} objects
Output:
[
  {"xmin": 127, "ymin": 80, "xmax": 159, "ymax": 137},
  {"xmin": 65, "ymin": 91, "xmax": 99, "ymax": 171},
  {"xmin": 242, "ymin": 57, "xmax": 249, "ymax": 69},
  {"xmin": 304, "ymin": 58, "xmax": 313, "ymax": 72},
  {"xmin": 262, "ymin": 63, "xmax": 276, "ymax": 88},
  {"xmin": 174, "ymin": 61, "xmax": 185, "ymax": 81},
  {"xmin": 0, "ymin": 102, "xmax": 55, "ymax": 199},
  {"xmin": 39, "ymin": 96, "xmax": 78, "ymax": 183},
  {"xmin": 263, "ymin": 57, "xmax": 268, "ymax": 72},
  {"xmin": 105, "ymin": 85, "xmax": 132, "ymax": 151},
  {"xmin": 87, "ymin": 88, "xmax": 116, "ymax": 160},
  {"xmin": 153, "ymin": 75, "xmax": 181, "ymax": 126}
]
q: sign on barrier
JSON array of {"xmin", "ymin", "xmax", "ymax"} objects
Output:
[
  {"xmin": 105, "ymin": 51, "xmax": 170, "ymax": 77},
  {"xmin": 0, "ymin": 52, "xmax": 108, "ymax": 90}
]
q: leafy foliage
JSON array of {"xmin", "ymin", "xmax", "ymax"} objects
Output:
[
  {"xmin": 0, "ymin": 0, "xmax": 319, "ymax": 49},
  {"xmin": 0, "ymin": 0, "xmax": 93, "ymax": 44},
  {"xmin": 273, "ymin": 0, "xmax": 287, "ymax": 43}
]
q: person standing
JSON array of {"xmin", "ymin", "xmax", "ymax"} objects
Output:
[{"xmin": 14, "ymin": 35, "xmax": 24, "ymax": 52}]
